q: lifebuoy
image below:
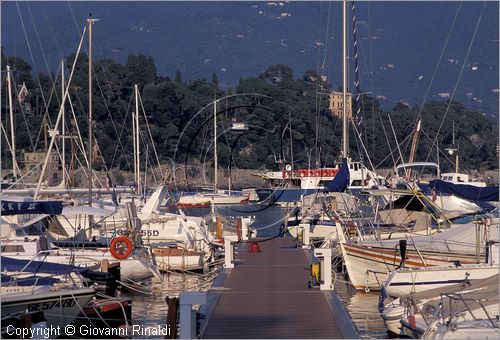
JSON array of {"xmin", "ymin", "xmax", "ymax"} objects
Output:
[{"xmin": 109, "ymin": 236, "xmax": 133, "ymax": 260}]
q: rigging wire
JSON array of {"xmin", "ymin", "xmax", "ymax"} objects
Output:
[
  {"xmin": 15, "ymin": 2, "xmax": 60, "ymax": 146},
  {"xmin": 26, "ymin": 2, "xmax": 60, "ymax": 107},
  {"xmin": 314, "ymin": 2, "xmax": 325, "ymax": 166},
  {"xmin": 65, "ymin": 1, "xmax": 134, "ymax": 175},
  {"xmin": 8, "ymin": 75, "xmax": 35, "ymax": 151},
  {"xmin": 110, "ymin": 94, "xmax": 134, "ymax": 172},
  {"xmin": 424, "ymin": 1, "xmax": 487, "ymax": 164},
  {"xmin": 375, "ymin": 133, "xmax": 413, "ymax": 169},
  {"xmin": 317, "ymin": 2, "xmax": 334, "ymax": 166},
  {"xmin": 138, "ymin": 90, "xmax": 163, "ymax": 180},
  {"xmin": 408, "ymin": 2, "xmax": 463, "ymax": 161}
]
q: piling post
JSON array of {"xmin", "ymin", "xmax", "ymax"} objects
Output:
[
  {"xmin": 241, "ymin": 217, "xmax": 250, "ymax": 241},
  {"xmin": 165, "ymin": 296, "xmax": 179, "ymax": 339},
  {"xmin": 224, "ymin": 235, "xmax": 238, "ymax": 268},
  {"xmin": 179, "ymin": 292, "xmax": 207, "ymax": 339},
  {"xmin": 300, "ymin": 223, "xmax": 310, "ymax": 248},
  {"xmin": 314, "ymin": 248, "xmax": 334, "ymax": 290}
]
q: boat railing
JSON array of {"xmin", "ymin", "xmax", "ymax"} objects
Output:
[
  {"xmin": 420, "ymin": 301, "xmax": 444, "ymax": 338},
  {"xmin": 439, "ymin": 292, "xmax": 498, "ymax": 328},
  {"xmin": 364, "ymin": 270, "xmax": 389, "ymax": 292},
  {"xmin": 406, "ymin": 234, "xmax": 427, "ymax": 267}
]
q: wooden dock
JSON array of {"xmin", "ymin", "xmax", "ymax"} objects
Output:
[{"xmin": 200, "ymin": 237, "xmax": 358, "ymax": 338}]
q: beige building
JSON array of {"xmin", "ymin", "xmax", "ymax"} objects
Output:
[
  {"xmin": 22, "ymin": 151, "xmax": 62, "ymax": 185},
  {"xmin": 329, "ymin": 91, "xmax": 352, "ymax": 119}
]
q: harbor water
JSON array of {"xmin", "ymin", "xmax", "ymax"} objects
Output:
[{"xmin": 130, "ymin": 203, "xmax": 389, "ymax": 338}]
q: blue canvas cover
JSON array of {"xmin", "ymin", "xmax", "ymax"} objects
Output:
[
  {"xmin": 1, "ymin": 274, "xmax": 60, "ymax": 286},
  {"xmin": 1, "ymin": 200, "xmax": 64, "ymax": 216},
  {"xmin": 1, "ymin": 256, "xmax": 87, "ymax": 274},
  {"xmin": 428, "ymin": 180, "xmax": 499, "ymax": 202},
  {"xmin": 324, "ymin": 158, "xmax": 350, "ymax": 193},
  {"xmin": 1, "ymin": 256, "xmax": 114, "ymax": 282}
]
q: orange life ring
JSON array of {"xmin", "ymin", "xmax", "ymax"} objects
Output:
[{"xmin": 109, "ymin": 236, "xmax": 133, "ymax": 260}]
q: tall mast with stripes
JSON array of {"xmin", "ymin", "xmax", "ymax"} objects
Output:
[{"xmin": 351, "ymin": 1, "xmax": 363, "ymax": 139}]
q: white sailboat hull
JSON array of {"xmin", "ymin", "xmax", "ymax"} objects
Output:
[
  {"xmin": 178, "ymin": 193, "xmax": 249, "ymax": 206},
  {"xmin": 385, "ymin": 264, "xmax": 499, "ymax": 297},
  {"xmin": 13, "ymin": 252, "xmax": 153, "ymax": 283},
  {"xmin": 339, "ymin": 242, "xmax": 483, "ymax": 291},
  {"xmin": 1, "ymin": 287, "xmax": 95, "ymax": 332},
  {"xmin": 152, "ymin": 248, "xmax": 205, "ymax": 271}
]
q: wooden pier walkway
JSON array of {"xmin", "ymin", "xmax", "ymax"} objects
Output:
[{"xmin": 200, "ymin": 237, "xmax": 357, "ymax": 338}]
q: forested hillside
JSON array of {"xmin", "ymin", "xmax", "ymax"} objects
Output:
[{"xmin": 1, "ymin": 52, "xmax": 498, "ymax": 176}]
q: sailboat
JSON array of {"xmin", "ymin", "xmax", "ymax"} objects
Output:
[
  {"xmin": 178, "ymin": 97, "xmax": 250, "ymax": 207},
  {"xmin": 255, "ymin": 4, "xmax": 383, "ymax": 206},
  {"xmin": 319, "ymin": 0, "xmax": 500, "ymax": 292}
]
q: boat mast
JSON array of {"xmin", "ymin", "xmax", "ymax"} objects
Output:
[
  {"xmin": 87, "ymin": 16, "xmax": 98, "ymax": 205},
  {"xmin": 453, "ymin": 121, "xmax": 459, "ymax": 174},
  {"xmin": 342, "ymin": 0, "xmax": 349, "ymax": 159},
  {"xmin": 6, "ymin": 65, "xmax": 17, "ymax": 181},
  {"xmin": 61, "ymin": 60, "xmax": 66, "ymax": 187},
  {"xmin": 134, "ymin": 84, "xmax": 141, "ymax": 196},
  {"xmin": 213, "ymin": 97, "xmax": 218, "ymax": 194}
]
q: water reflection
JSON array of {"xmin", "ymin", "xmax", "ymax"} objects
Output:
[
  {"xmin": 131, "ymin": 203, "xmax": 389, "ymax": 338},
  {"xmin": 335, "ymin": 274, "xmax": 389, "ymax": 338},
  {"xmin": 130, "ymin": 269, "xmax": 220, "ymax": 339}
]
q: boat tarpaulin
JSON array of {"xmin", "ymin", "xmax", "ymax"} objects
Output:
[
  {"xmin": 1, "ymin": 256, "xmax": 88, "ymax": 274},
  {"xmin": 1, "ymin": 274, "xmax": 60, "ymax": 286},
  {"xmin": 429, "ymin": 180, "xmax": 499, "ymax": 202},
  {"xmin": 324, "ymin": 158, "xmax": 350, "ymax": 193},
  {"xmin": 1, "ymin": 256, "xmax": 114, "ymax": 282},
  {"xmin": 1, "ymin": 200, "xmax": 64, "ymax": 216}
]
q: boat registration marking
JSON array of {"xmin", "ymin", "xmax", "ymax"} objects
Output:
[{"xmin": 27, "ymin": 298, "xmax": 76, "ymax": 311}]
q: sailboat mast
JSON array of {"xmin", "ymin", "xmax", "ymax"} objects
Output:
[
  {"xmin": 453, "ymin": 121, "xmax": 459, "ymax": 174},
  {"xmin": 213, "ymin": 98, "xmax": 218, "ymax": 193},
  {"xmin": 6, "ymin": 65, "xmax": 17, "ymax": 180},
  {"xmin": 61, "ymin": 60, "xmax": 66, "ymax": 186},
  {"xmin": 135, "ymin": 84, "xmax": 141, "ymax": 195},
  {"xmin": 87, "ymin": 17, "xmax": 95, "ymax": 205},
  {"xmin": 342, "ymin": 0, "xmax": 349, "ymax": 159}
]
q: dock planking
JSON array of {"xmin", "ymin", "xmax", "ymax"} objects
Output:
[{"xmin": 201, "ymin": 237, "xmax": 354, "ymax": 339}]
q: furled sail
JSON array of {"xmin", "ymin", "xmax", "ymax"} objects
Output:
[{"xmin": 324, "ymin": 158, "xmax": 350, "ymax": 193}]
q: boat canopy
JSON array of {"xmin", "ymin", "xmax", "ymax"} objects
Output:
[
  {"xmin": 429, "ymin": 179, "xmax": 499, "ymax": 202},
  {"xmin": 395, "ymin": 162, "xmax": 440, "ymax": 177}
]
